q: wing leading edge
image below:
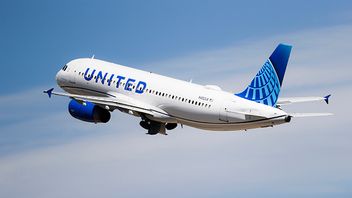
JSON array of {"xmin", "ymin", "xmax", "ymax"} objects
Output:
[{"xmin": 43, "ymin": 88, "xmax": 168, "ymax": 118}]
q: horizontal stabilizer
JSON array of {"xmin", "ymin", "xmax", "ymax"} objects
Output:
[
  {"xmin": 277, "ymin": 95, "xmax": 331, "ymax": 105},
  {"xmin": 289, "ymin": 113, "xmax": 333, "ymax": 117}
]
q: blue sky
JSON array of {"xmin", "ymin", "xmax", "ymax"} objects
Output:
[
  {"xmin": 1, "ymin": 0, "xmax": 352, "ymax": 93},
  {"xmin": 1, "ymin": 1, "xmax": 352, "ymax": 197}
]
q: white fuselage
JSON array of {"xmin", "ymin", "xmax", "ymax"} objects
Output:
[{"xmin": 56, "ymin": 58, "xmax": 290, "ymax": 131}]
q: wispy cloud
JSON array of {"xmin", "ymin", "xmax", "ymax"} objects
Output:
[
  {"xmin": 147, "ymin": 24, "xmax": 352, "ymax": 93},
  {"xmin": 0, "ymin": 24, "xmax": 351, "ymax": 198}
]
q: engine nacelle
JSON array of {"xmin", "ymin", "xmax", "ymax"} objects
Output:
[{"xmin": 68, "ymin": 99, "xmax": 111, "ymax": 123}]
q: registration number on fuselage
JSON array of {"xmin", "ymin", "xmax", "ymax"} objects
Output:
[{"xmin": 198, "ymin": 96, "xmax": 213, "ymax": 102}]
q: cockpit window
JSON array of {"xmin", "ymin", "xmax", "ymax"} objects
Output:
[{"xmin": 62, "ymin": 65, "xmax": 68, "ymax": 71}]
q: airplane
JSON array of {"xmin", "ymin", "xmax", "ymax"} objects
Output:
[{"xmin": 44, "ymin": 44, "xmax": 332, "ymax": 135}]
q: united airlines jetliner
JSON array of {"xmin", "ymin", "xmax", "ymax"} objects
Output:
[{"xmin": 44, "ymin": 44, "xmax": 332, "ymax": 135}]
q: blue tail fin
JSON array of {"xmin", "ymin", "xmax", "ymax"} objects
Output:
[{"xmin": 236, "ymin": 44, "xmax": 292, "ymax": 107}]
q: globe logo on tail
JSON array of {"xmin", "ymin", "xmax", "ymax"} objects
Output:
[{"xmin": 236, "ymin": 59, "xmax": 280, "ymax": 106}]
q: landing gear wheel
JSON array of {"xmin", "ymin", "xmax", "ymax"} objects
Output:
[
  {"xmin": 140, "ymin": 116, "xmax": 167, "ymax": 135},
  {"xmin": 146, "ymin": 121, "xmax": 162, "ymax": 135},
  {"xmin": 165, "ymin": 123, "xmax": 177, "ymax": 130},
  {"xmin": 139, "ymin": 121, "xmax": 150, "ymax": 130}
]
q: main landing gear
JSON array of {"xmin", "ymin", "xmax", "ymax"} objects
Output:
[{"xmin": 139, "ymin": 119, "xmax": 177, "ymax": 135}]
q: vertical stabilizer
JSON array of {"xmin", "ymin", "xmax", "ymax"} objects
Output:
[{"xmin": 236, "ymin": 44, "xmax": 292, "ymax": 107}]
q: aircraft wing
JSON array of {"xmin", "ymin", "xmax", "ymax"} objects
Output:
[
  {"xmin": 277, "ymin": 94, "xmax": 331, "ymax": 106},
  {"xmin": 43, "ymin": 88, "xmax": 167, "ymax": 117}
]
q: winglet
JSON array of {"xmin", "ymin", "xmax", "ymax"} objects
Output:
[
  {"xmin": 324, "ymin": 94, "xmax": 331, "ymax": 104},
  {"xmin": 43, "ymin": 88, "xmax": 54, "ymax": 98}
]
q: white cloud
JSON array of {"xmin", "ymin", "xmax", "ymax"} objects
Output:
[{"xmin": 0, "ymin": 24, "xmax": 352, "ymax": 197}]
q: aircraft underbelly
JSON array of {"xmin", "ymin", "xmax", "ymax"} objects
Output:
[{"xmin": 178, "ymin": 115, "xmax": 288, "ymax": 131}]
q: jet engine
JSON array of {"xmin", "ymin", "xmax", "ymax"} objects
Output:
[{"xmin": 68, "ymin": 99, "xmax": 111, "ymax": 123}]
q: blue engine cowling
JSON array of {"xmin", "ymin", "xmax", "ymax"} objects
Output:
[{"xmin": 68, "ymin": 99, "xmax": 111, "ymax": 123}]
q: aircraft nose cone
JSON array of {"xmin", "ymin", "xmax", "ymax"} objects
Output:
[
  {"xmin": 56, "ymin": 69, "xmax": 65, "ymax": 87},
  {"xmin": 55, "ymin": 70, "xmax": 61, "ymax": 82}
]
